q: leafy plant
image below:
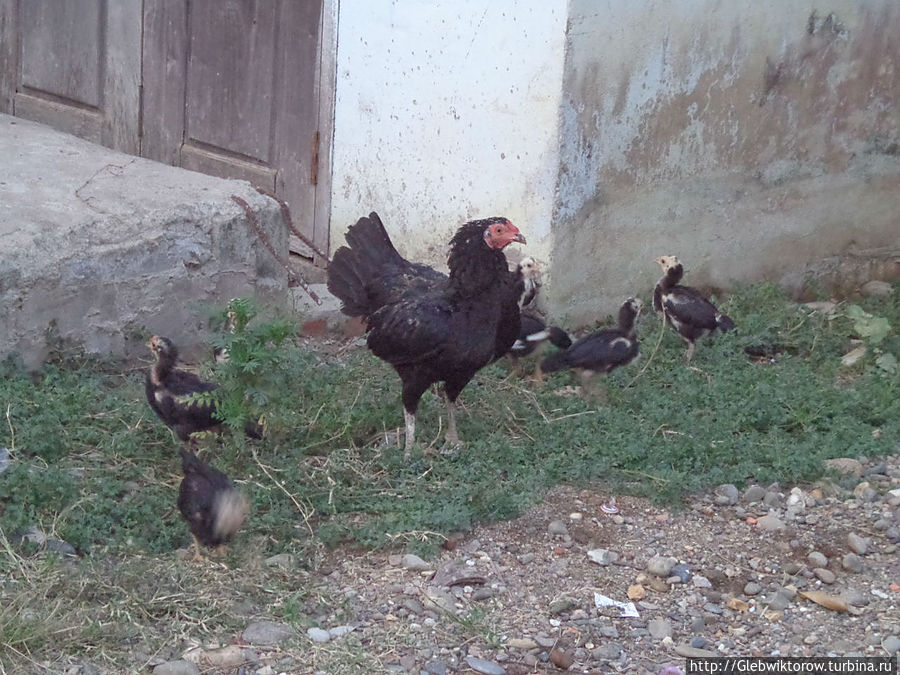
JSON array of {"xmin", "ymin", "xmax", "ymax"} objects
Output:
[
  {"xmin": 200, "ymin": 297, "xmax": 301, "ymax": 439},
  {"xmin": 842, "ymin": 302, "xmax": 896, "ymax": 373}
]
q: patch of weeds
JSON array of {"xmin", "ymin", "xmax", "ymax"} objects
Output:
[
  {"xmin": 0, "ymin": 284, "xmax": 897, "ymax": 566},
  {"xmin": 445, "ymin": 603, "xmax": 503, "ymax": 649}
]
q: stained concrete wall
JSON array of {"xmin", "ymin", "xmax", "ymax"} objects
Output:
[
  {"xmin": 551, "ymin": 0, "xmax": 900, "ymax": 325},
  {"xmin": 0, "ymin": 115, "xmax": 288, "ymax": 368},
  {"xmin": 330, "ymin": 0, "xmax": 567, "ymax": 268}
]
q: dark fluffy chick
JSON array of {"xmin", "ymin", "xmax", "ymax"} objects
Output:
[{"xmin": 177, "ymin": 448, "xmax": 248, "ymax": 562}]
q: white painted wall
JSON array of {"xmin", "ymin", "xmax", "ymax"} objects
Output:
[{"xmin": 330, "ymin": 1, "xmax": 567, "ymax": 268}]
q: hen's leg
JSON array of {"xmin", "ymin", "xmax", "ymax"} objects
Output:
[
  {"xmin": 401, "ymin": 378, "xmax": 430, "ymax": 459},
  {"xmin": 403, "ymin": 409, "xmax": 416, "ymax": 455},
  {"xmin": 442, "ymin": 381, "xmax": 467, "ymax": 450},
  {"xmin": 445, "ymin": 398, "xmax": 459, "ymax": 447},
  {"xmin": 684, "ymin": 341, "xmax": 695, "ymax": 362}
]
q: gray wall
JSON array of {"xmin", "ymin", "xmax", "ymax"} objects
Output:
[{"xmin": 550, "ymin": 0, "xmax": 900, "ymax": 325}]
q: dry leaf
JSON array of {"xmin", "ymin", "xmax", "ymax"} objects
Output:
[
  {"xmin": 763, "ymin": 610, "xmax": 783, "ymax": 621},
  {"xmin": 727, "ymin": 597, "xmax": 750, "ymax": 612},
  {"xmin": 889, "ymin": 583, "xmax": 900, "ymax": 592},
  {"xmin": 627, "ymin": 584, "xmax": 646, "ymax": 600},
  {"xmin": 798, "ymin": 590, "xmax": 849, "ymax": 612}
]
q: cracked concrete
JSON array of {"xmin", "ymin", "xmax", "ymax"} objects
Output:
[{"xmin": 0, "ymin": 114, "xmax": 289, "ymax": 368}]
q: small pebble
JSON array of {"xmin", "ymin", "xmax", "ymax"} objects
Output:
[
  {"xmin": 807, "ymin": 551, "xmax": 828, "ymax": 568},
  {"xmin": 670, "ymin": 563, "xmax": 692, "ymax": 583},
  {"xmin": 647, "ymin": 555, "xmax": 676, "ymax": 577},
  {"xmin": 715, "ymin": 484, "xmax": 740, "ymax": 506},
  {"xmin": 882, "ymin": 636, "xmax": 900, "ymax": 655},
  {"xmin": 402, "ymin": 554, "xmax": 431, "ymax": 571},
  {"xmin": 691, "ymin": 637, "xmax": 707, "ymax": 649},
  {"xmin": 757, "ymin": 515, "xmax": 786, "ymax": 531},
  {"xmin": 548, "ymin": 520, "xmax": 568, "ymax": 536},
  {"xmin": 743, "ymin": 485, "xmax": 767, "ymax": 503},
  {"xmin": 743, "ymin": 582, "xmax": 762, "ymax": 596},
  {"xmin": 307, "ymin": 627, "xmax": 330, "ymax": 643},
  {"xmin": 813, "ymin": 568, "xmax": 836, "ymax": 584},
  {"xmin": 648, "ymin": 619, "xmax": 673, "ymax": 640},
  {"xmin": 847, "ymin": 533, "xmax": 868, "ymax": 555},
  {"xmin": 464, "ymin": 657, "xmax": 506, "ymax": 675}
]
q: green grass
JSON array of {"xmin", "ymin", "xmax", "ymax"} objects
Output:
[{"xmin": 0, "ymin": 282, "xmax": 897, "ymax": 563}]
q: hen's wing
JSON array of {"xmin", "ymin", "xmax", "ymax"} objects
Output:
[{"xmin": 366, "ymin": 296, "xmax": 452, "ymax": 366}]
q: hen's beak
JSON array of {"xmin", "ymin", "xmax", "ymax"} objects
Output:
[{"xmin": 513, "ymin": 233, "xmax": 526, "ymax": 245}]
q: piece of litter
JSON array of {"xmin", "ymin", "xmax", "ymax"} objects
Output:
[
  {"xmin": 601, "ymin": 500, "xmax": 619, "ymax": 515},
  {"xmin": 594, "ymin": 592, "xmax": 640, "ymax": 618}
]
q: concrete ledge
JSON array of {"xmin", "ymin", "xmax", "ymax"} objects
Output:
[{"xmin": 0, "ymin": 115, "xmax": 288, "ymax": 367}]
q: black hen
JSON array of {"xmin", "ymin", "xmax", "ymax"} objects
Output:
[
  {"xmin": 327, "ymin": 212, "xmax": 526, "ymax": 454},
  {"xmin": 653, "ymin": 256, "xmax": 735, "ymax": 361},
  {"xmin": 541, "ymin": 298, "xmax": 642, "ymax": 398},
  {"xmin": 177, "ymin": 449, "xmax": 248, "ymax": 562},
  {"xmin": 145, "ymin": 335, "xmax": 261, "ymax": 442}
]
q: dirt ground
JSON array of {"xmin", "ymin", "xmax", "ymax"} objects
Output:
[{"xmin": 166, "ymin": 450, "xmax": 898, "ymax": 675}]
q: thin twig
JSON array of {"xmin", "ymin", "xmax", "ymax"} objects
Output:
[
  {"xmin": 5, "ymin": 403, "xmax": 14, "ymax": 454},
  {"xmin": 0, "ymin": 526, "xmax": 29, "ymax": 581},
  {"xmin": 625, "ymin": 312, "xmax": 667, "ymax": 389},
  {"xmin": 231, "ymin": 194, "xmax": 322, "ymax": 305},
  {"xmin": 546, "ymin": 410, "xmax": 599, "ymax": 423},
  {"xmin": 255, "ymin": 187, "xmax": 332, "ymax": 263},
  {"xmin": 251, "ymin": 448, "xmax": 315, "ymax": 535}
]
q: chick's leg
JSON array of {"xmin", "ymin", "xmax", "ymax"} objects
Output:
[
  {"xmin": 684, "ymin": 341, "xmax": 695, "ymax": 362},
  {"xmin": 191, "ymin": 534, "xmax": 206, "ymax": 563}
]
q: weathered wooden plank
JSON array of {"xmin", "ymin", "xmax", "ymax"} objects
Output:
[
  {"xmin": 272, "ymin": 0, "xmax": 323, "ymax": 247},
  {"xmin": 14, "ymin": 93, "xmax": 102, "ymax": 144},
  {"xmin": 0, "ymin": 0, "xmax": 16, "ymax": 113},
  {"xmin": 140, "ymin": 0, "xmax": 188, "ymax": 164},
  {"xmin": 184, "ymin": 0, "xmax": 277, "ymax": 161},
  {"xmin": 104, "ymin": 0, "xmax": 142, "ymax": 153},
  {"xmin": 312, "ymin": 0, "xmax": 338, "ymax": 256},
  {"xmin": 181, "ymin": 142, "xmax": 277, "ymax": 192},
  {"xmin": 12, "ymin": 0, "xmax": 140, "ymax": 153},
  {"xmin": 19, "ymin": 0, "xmax": 102, "ymax": 108}
]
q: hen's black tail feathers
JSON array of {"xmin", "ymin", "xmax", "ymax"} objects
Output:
[
  {"xmin": 327, "ymin": 212, "xmax": 403, "ymax": 317},
  {"xmin": 540, "ymin": 349, "xmax": 570, "ymax": 374},
  {"xmin": 547, "ymin": 326, "xmax": 572, "ymax": 350}
]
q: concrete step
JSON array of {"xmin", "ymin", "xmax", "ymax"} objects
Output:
[{"xmin": 0, "ymin": 114, "xmax": 290, "ymax": 367}]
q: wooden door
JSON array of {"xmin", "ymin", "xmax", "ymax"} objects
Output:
[
  {"xmin": 142, "ymin": 0, "xmax": 326, "ymax": 252},
  {"xmin": 0, "ymin": 0, "xmax": 142, "ymax": 153}
]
